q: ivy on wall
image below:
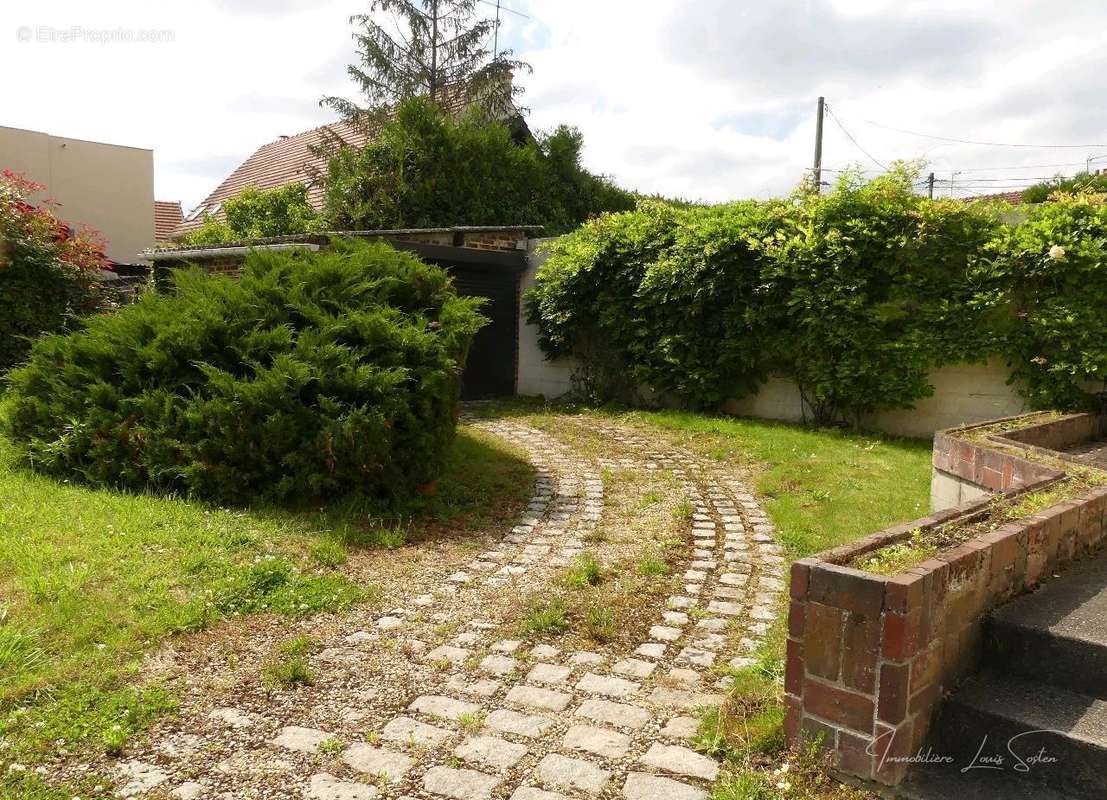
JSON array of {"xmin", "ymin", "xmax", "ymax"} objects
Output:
[{"xmin": 526, "ymin": 166, "xmax": 1107, "ymax": 424}]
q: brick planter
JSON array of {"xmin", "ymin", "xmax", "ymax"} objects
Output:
[{"xmin": 785, "ymin": 412, "xmax": 1107, "ymax": 788}]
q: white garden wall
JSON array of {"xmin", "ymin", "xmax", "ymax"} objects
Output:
[{"xmin": 517, "ymin": 241, "xmax": 1030, "ymax": 438}]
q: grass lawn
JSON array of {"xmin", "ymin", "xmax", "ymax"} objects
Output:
[{"xmin": 0, "ymin": 427, "xmax": 533, "ymax": 790}]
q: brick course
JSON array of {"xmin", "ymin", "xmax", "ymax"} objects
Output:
[{"xmin": 785, "ymin": 411, "xmax": 1107, "ymax": 789}]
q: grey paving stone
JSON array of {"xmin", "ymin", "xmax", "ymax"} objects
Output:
[
  {"xmin": 456, "ymin": 735, "xmax": 529, "ymax": 769},
  {"xmin": 527, "ymin": 662, "xmax": 572, "ymax": 685},
  {"xmin": 479, "ymin": 654, "xmax": 518, "ymax": 676},
  {"xmin": 660, "ymin": 716, "xmax": 700, "ymax": 739},
  {"xmin": 271, "ymin": 726, "xmax": 330, "ymax": 754},
  {"xmin": 409, "ymin": 695, "xmax": 482, "ymax": 721},
  {"xmin": 208, "ymin": 707, "xmax": 254, "ymax": 728},
  {"xmin": 423, "ymin": 765, "xmax": 500, "ymax": 800},
  {"xmin": 535, "ymin": 753, "xmax": 611, "ymax": 795},
  {"xmin": 623, "ymin": 772, "xmax": 708, "ymax": 800},
  {"xmin": 492, "ymin": 639, "xmax": 523, "ymax": 653},
  {"xmin": 648, "ymin": 625, "xmax": 683, "ymax": 642},
  {"xmin": 662, "ymin": 611, "xmax": 689, "ymax": 626},
  {"xmin": 342, "ymin": 744, "xmax": 413, "ymax": 781},
  {"xmin": 675, "ymin": 647, "xmax": 716, "ymax": 668},
  {"xmin": 706, "ymin": 600, "xmax": 743, "ymax": 616},
  {"xmin": 446, "ymin": 674, "xmax": 502, "ymax": 697},
  {"xmin": 635, "ymin": 642, "xmax": 666, "ymax": 659},
  {"xmin": 509, "ymin": 789, "xmax": 572, "ymax": 800},
  {"xmin": 648, "ymin": 687, "xmax": 724, "ymax": 710},
  {"xmin": 666, "ymin": 668, "xmax": 702, "ymax": 686},
  {"xmin": 719, "ymin": 572, "xmax": 749, "ymax": 586},
  {"xmin": 729, "ymin": 656, "xmax": 757, "ymax": 670},
  {"xmin": 307, "ymin": 773, "xmax": 379, "ymax": 800},
  {"xmin": 426, "ymin": 645, "xmax": 471, "ymax": 665},
  {"xmin": 563, "ymin": 724, "xmax": 631, "ymax": 758},
  {"xmin": 170, "ymin": 783, "xmax": 205, "ymax": 800},
  {"xmin": 507, "ymin": 684, "xmax": 572, "ymax": 711},
  {"xmin": 574, "ymin": 698, "xmax": 651, "ymax": 730},
  {"xmin": 611, "ymin": 658, "xmax": 656, "ymax": 679},
  {"xmin": 639, "ymin": 743, "xmax": 719, "ymax": 780},
  {"xmin": 569, "ymin": 651, "xmax": 606, "ymax": 666},
  {"xmin": 376, "ymin": 615, "xmax": 404, "ymax": 630},
  {"xmin": 531, "ymin": 644, "xmax": 561, "ymax": 659},
  {"xmin": 577, "ymin": 672, "xmax": 639, "ymax": 698},
  {"xmin": 380, "ymin": 716, "xmax": 451, "ymax": 747},
  {"xmin": 448, "ymin": 571, "xmax": 473, "ymax": 584},
  {"xmin": 486, "ymin": 709, "xmax": 554, "ymax": 738},
  {"xmin": 116, "ymin": 761, "xmax": 168, "ymax": 797}
]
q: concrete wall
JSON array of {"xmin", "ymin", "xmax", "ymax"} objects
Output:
[
  {"xmin": 0, "ymin": 125, "xmax": 154, "ymax": 264},
  {"xmin": 517, "ymin": 239, "xmax": 576, "ymax": 398},
  {"xmin": 724, "ymin": 360, "xmax": 1028, "ymax": 438}
]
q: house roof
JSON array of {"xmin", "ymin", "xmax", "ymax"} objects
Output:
[
  {"xmin": 154, "ymin": 200, "xmax": 184, "ymax": 241},
  {"xmin": 171, "ymin": 118, "xmax": 373, "ymax": 238},
  {"xmin": 961, "ymin": 190, "xmax": 1027, "ymax": 204}
]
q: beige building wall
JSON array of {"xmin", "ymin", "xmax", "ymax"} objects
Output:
[
  {"xmin": 0, "ymin": 125, "xmax": 154, "ymax": 264},
  {"xmin": 518, "ymin": 239, "xmax": 578, "ymax": 398}
]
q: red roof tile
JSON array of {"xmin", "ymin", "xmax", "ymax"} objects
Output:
[
  {"xmin": 154, "ymin": 200, "xmax": 184, "ymax": 241},
  {"xmin": 961, "ymin": 190, "xmax": 1027, "ymax": 204}
]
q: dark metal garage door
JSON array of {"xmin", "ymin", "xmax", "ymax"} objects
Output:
[{"xmin": 388, "ymin": 241, "xmax": 523, "ymax": 400}]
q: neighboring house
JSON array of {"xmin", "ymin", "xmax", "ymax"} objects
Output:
[
  {"xmin": 154, "ymin": 200, "xmax": 184, "ymax": 241},
  {"xmin": 171, "ymin": 118, "xmax": 372, "ymax": 239},
  {"xmin": 962, "ymin": 189, "xmax": 1027, "ymax": 204},
  {"xmin": 0, "ymin": 125, "xmax": 154, "ymax": 264}
]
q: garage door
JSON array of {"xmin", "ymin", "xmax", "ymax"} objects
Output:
[{"xmin": 389, "ymin": 240, "xmax": 523, "ymax": 400}]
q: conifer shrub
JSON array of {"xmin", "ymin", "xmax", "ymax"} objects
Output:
[{"xmin": 0, "ymin": 238, "xmax": 485, "ymax": 505}]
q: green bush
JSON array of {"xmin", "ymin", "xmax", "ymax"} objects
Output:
[
  {"xmin": 179, "ymin": 183, "xmax": 323, "ymax": 246},
  {"xmin": 0, "ymin": 170, "xmax": 111, "ymax": 373},
  {"xmin": 1, "ymin": 238, "xmax": 485, "ymax": 505},
  {"xmin": 982, "ymin": 194, "xmax": 1107, "ymax": 409}
]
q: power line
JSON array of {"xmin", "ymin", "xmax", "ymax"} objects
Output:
[
  {"xmin": 855, "ymin": 117, "xmax": 1107, "ymax": 150},
  {"xmin": 824, "ymin": 103, "xmax": 888, "ymax": 171}
]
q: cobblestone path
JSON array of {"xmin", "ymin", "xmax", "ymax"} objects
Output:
[{"xmin": 108, "ymin": 415, "xmax": 785, "ymax": 800}]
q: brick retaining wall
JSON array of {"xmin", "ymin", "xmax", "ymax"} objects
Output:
[{"xmin": 785, "ymin": 412, "xmax": 1107, "ymax": 788}]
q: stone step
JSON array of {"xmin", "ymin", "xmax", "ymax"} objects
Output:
[
  {"xmin": 921, "ymin": 670, "xmax": 1107, "ymax": 800},
  {"xmin": 898, "ymin": 762, "xmax": 1079, "ymax": 800},
  {"xmin": 985, "ymin": 552, "xmax": 1107, "ymax": 700}
]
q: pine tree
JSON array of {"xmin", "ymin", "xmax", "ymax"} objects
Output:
[{"xmin": 323, "ymin": 0, "xmax": 530, "ymax": 122}]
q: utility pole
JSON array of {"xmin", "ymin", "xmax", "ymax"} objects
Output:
[
  {"xmin": 927, "ymin": 172, "xmax": 935, "ymax": 199},
  {"xmin": 949, "ymin": 171, "xmax": 961, "ymax": 198},
  {"xmin": 493, "ymin": 0, "xmax": 501, "ymax": 59},
  {"xmin": 813, "ymin": 96, "xmax": 825, "ymax": 193}
]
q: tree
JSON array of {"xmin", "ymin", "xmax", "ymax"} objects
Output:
[
  {"xmin": 322, "ymin": 0, "xmax": 529, "ymax": 123},
  {"xmin": 179, "ymin": 184, "xmax": 322, "ymax": 246},
  {"xmin": 0, "ymin": 170, "xmax": 111, "ymax": 372},
  {"xmin": 321, "ymin": 97, "xmax": 636, "ymax": 235}
]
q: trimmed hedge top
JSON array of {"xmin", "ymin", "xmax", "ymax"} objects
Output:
[{"xmin": 1, "ymin": 238, "xmax": 486, "ymax": 505}]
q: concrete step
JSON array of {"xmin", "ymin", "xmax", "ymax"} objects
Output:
[
  {"xmin": 918, "ymin": 670, "xmax": 1107, "ymax": 799},
  {"xmin": 985, "ymin": 553, "xmax": 1107, "ymax": 699},
  {"xmin": 899, "ymin": 762, "xmax": 1079, "ymax": 800}
]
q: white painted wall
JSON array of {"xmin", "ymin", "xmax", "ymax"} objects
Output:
[
  {"xmin": 724, "ymin": 360, "xmax": 1028, "ymax": 438},
  {"xmin": 517, "ymin": 239, "xmax": 576, "ymax": 398}
]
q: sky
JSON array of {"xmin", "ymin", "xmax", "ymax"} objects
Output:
[{"xmin": 4, "ymin": 0, "xmax": 1107, "ymax": 213}]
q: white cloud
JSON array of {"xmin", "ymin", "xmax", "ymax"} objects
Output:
[{"xmin": 3, "ymin": 0, "xmax": 1106, "ymax": 209}]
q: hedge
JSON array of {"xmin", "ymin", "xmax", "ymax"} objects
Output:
[
  {"xmin": 1, "ymin": 238, "xmax": 485, "ymax": 505},
  {"xmin": 527, "ymin": 167, "xmax": 1107, "ymax": 424}
]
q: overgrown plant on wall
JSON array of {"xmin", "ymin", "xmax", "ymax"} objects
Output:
[
  {"xmin": 527, "ymin": 167, "xmax": 1107, "ymax": 424},
  {"xmin": 0, "ymin": 170, "xmax": 111, "ymax": 373}
]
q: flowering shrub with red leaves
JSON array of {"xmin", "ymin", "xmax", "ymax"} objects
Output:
[{"xmin": 1, "ymin": 169, "xmax": 112, "ymax": 371}]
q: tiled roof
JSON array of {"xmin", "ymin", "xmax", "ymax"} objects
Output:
[
  {"xmin": 154, "ymin": 200, "xmax": 183, "ymax": 241},
  {"xmin": 961, "ymin": 190, "xmax": 1027, "ymax": 204},
  {"xmin": 171, "ymin": 118, "xmax": 371, "ymax": 238}
]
